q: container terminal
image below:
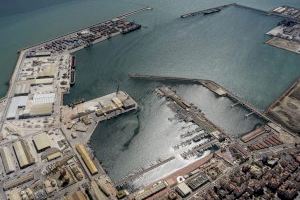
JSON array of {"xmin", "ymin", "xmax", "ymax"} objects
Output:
[{"xmin": 0, "ymin": 3, "xmax": 299, "ymax": 200}]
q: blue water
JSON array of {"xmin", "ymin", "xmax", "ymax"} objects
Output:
[{"xmin": 0, "ymin": 0, "xmax": 300, "ymax": 185}]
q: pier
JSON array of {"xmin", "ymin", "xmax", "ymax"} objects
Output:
[
  {"xmin": 180, "ymin": 3, "xmax": 234, "ymax": 18},
  {"xmin": 180, "ymin": 3, "xmax": 274, "ymax": 19},
  {"xmin": 232, "ymin": 3, "xmax": 271, "ymax": 15},
  {"xmin": 231, "ymin": 102, "xmax": 240, "ymax": 108},
  {"xmin": 118, "ymin": 6, "xmax": 152, "ymax": 18}
]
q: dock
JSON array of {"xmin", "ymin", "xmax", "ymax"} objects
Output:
[{"xmin": 61, "ymin": 91, "xmax": 138, "ymax": 145}]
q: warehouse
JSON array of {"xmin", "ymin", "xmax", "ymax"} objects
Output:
[
  {"xmin": 46, "ymin": 151, "xmax": 62, "ymax": 161},
  {"xmin": 67, "ymin": 190, "xmax": 88, "ymax": 200},
  {"xmin": 112, "ymin": 97, "xmax": 123, "ymax": 108},
  {"xmin": 33, "ymin": 132, "xmax": 51, "ymax": 152},
  {"xmin": 176, "ymin": 182, "xmax": 192, "ymax": 197},
  {"xmin": 31, "ymin": 78, "xmax": 54, "ymax": 85},
  {"xmin": 6, "ymin": 96, "xmax": 28, "ymax": 119},
  {"xmin": 37, "ymin": 65, "xmax": 57, "ymax": 78},
  {"xmin": 0, "ymin": 146, "xmax": 16, "ymax": 174},
  {"xmin": 33, "ymin": 93, "xmax": 56, "ymax": 104},
  {"xmin": 14, "ymin": 82, "xmax": 31, "ymax": 96},
  {"xmin": 29, "ymin": 103, "xmax": 53, "ymax": 117},
  {"xmin": 91, "ymin": 181, "xmax": 108, "ymax": 200},
  {"xmin": 13, "ymin": 140, "xmax": 35, "ymax": 168},
  {"xmin": 75, "ymin": 144, "xmax": 98, "ymax": 175},
  {"xmin": 3, "ymin": 173, "xmax": 34, "ymax": 191}
]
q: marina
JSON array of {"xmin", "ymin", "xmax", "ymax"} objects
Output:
[{"xmin": 129, "ymin": 74, "xmax": 273, "ymax": 124}]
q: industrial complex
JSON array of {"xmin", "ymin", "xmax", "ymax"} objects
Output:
[
  {"xmin": 0, "ymin": 3, "xmax": 299, "ymax": 200},
  {"xmin": 0, "ymin": 8, "xmax": 143, "ymax": 200}
]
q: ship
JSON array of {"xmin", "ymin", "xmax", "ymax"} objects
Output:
[
  {"xmin": 202, "ymin": 8, "xmax": 221, "ymax": 15},
  {"xmin": 70, "ymin": 69, "xmax": 75, "ymax": 86},
  {"xmin": 71, "ymin": 56, "xmax": 76, "ymax": 69},
  {"xmin": 121, "ymin": 24, "xmax": 142, "ymax": 34}
]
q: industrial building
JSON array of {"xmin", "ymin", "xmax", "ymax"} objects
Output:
[
  {"xmin": 75, "ymin": 144, "xmax": 98, "ymax": 175},
  {"xmin": 112, "ymin": 97, "xmax": 123, "ymax": 108},
  {"xmin": 37, "ymin": 65, "xmax": 57, "ymax": 78},
  {"xmin": 32, "ymin": 132, "xmax": 51, "ymax": 152},
  {"xmin": 12, "ymin": 140, "xmax": 35, "ymax": 168},
  {"xmin": 134, "ymin": 181, "xmax": 167, "ymax": 200},
  {"xmin": 176, "ymin": 182, "xmax": 192, "ymax": 197},
  {"xmin": 3, "ymin": 173, "xmax": 34, "ymax": 191},
  {"xmin": 6, "ymin": 96, "xmax": 28, "ymax": 119},
  {"xmin": 32, "ymin": 93, "xmax": 56, "ymax": 104},
  {"xmin": 29, "ymin": 103, "xmax": 53, "ymax": 117},
  {"xmin": 46, "ymin": 151, "xmax": 62, "ymax": 161},
  {"xmin": 0, "ymin": 146, "xmax": 16, "ymax": 174},
  {"xmin": 31, "ymin": 78, "xmax": 54, "ymax": 85},
  {"xmin": 66, "ymin": 190, "xmax": 88, "ymax": 200},
  {"xmin": 91, "ymin": 181, "xmax": 109, "ymax": 200},
  {"xmin": 186, "ymin": 173, "xmax": 209, "ymax": 191},
  {"xmin": 14, "ymin": 82, "xmax": 31, "ymax": 96}
]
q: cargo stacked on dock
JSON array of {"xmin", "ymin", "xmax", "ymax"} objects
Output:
[{"xmin": 29, "ymin": 18, "xmax": 142, "ymax": 54}]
